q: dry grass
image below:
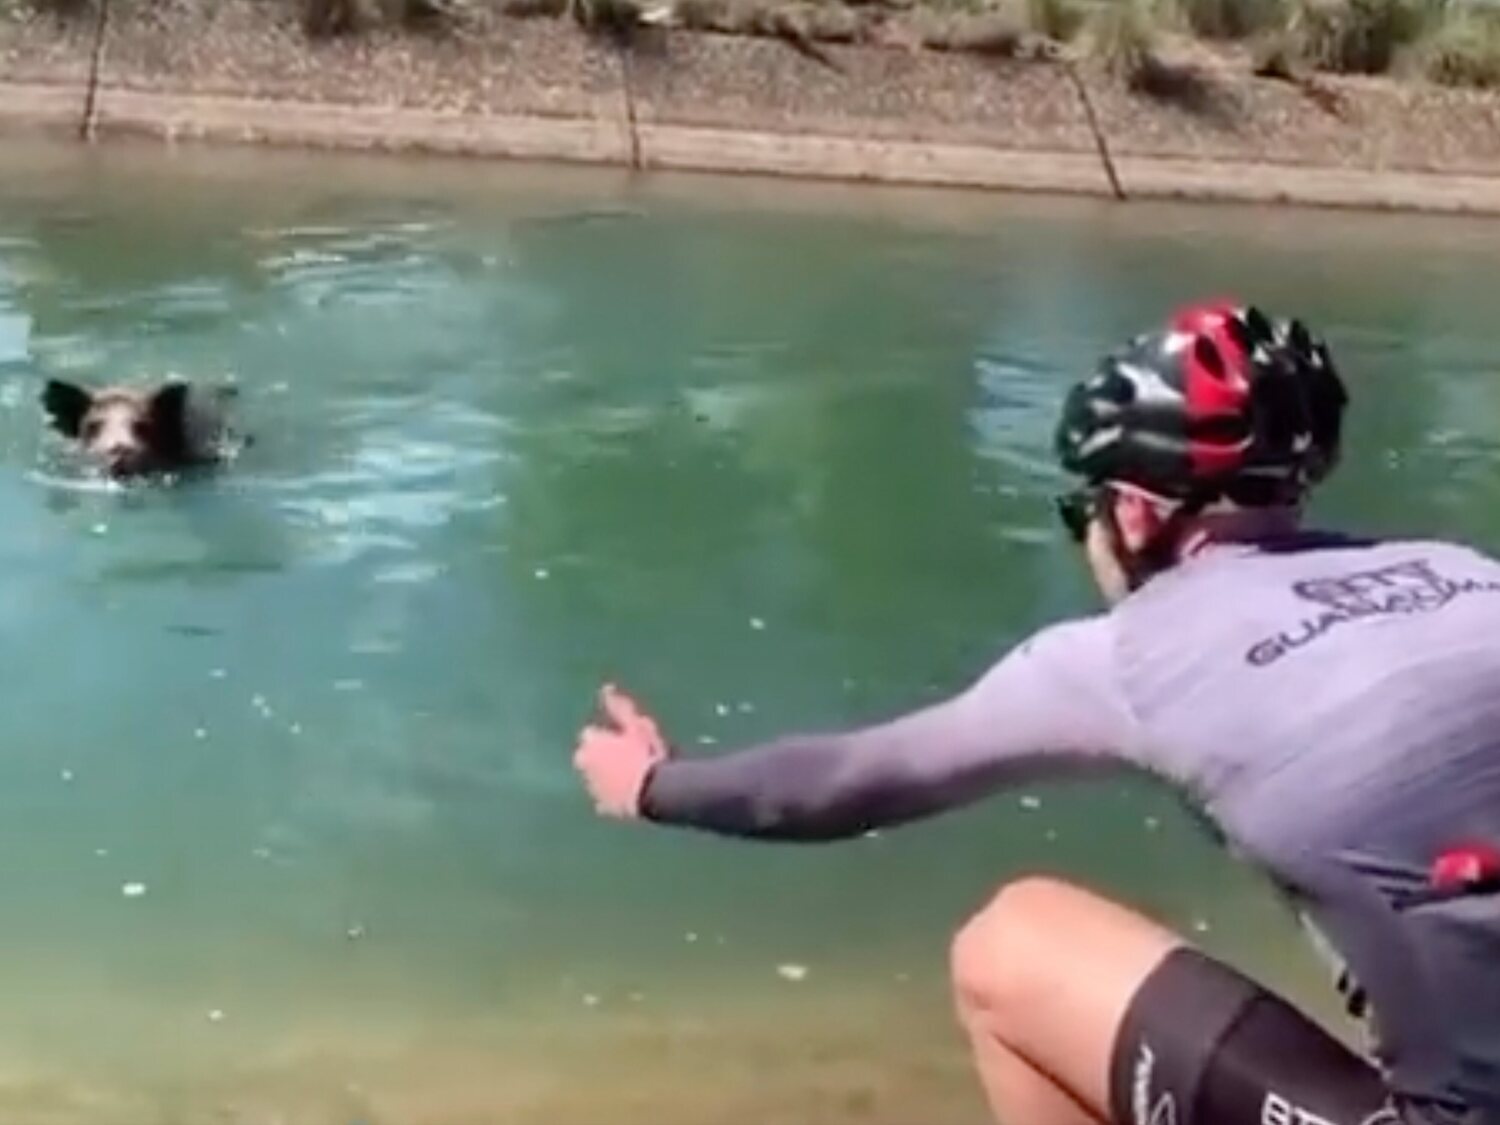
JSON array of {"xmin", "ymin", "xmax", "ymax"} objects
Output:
[
  {"xmin": 1027, "ymin": 0, "xmax": 1086, "ymax": 40},
  {"xmin": 3, "ymin": 0, "xmax": 94, "ymax": 16},
  {"xmin": 7, "ymin": 0, "xmax": 1486, "ymax": 94},
  {"xmin": 497, "ymin": 0, "xmax": 568, "ymax": 15},
  {"xmin": 1178, "ymin": 0, "xmax": 1287, "ymax": 38},
  {"xmin": 302, "ymin": 0, "xmax": 476, "ymax": 36},
  {"xmin": 1418, "ymin": 5, "xmax": 1500, "ymax": 87},
  {"xmin": 1273, "ymin": 0, "xmax": 1434, "ymax": 73},
  {"xmin": 916, "ymin": 4, "xmax": 1029, "ymax": 51},
  {"xmin": 1073, "ymin": 0, "xmax": 1489, "ymax": 90},
  {"xmin": 1081, "ymin": 0, "xmax": 1160, "ymax": 77}
]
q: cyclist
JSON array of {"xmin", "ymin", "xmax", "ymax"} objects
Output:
[{"xmin": 574, "ymin": 301, "xmax": 1500, "ymax": 1125}]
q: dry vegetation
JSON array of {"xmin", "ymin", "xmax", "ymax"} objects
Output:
[{"xmin": 4, "ymin": 0, "xmax": 1499, "ymax": 90}]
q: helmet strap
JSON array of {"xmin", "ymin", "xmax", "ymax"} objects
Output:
[{"xmin": 1100, "ymin": 487, "xmax": 1213, "ymax": 592}]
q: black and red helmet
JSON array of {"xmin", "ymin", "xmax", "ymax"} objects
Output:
[{"xmin": 1054, "ymin": 301, "xmax": 1347, "ymax": 506}]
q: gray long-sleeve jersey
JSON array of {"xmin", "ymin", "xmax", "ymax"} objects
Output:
[{"xmin": 639, "ymin": 531, "xmax": 1500, "ymax": 1124}]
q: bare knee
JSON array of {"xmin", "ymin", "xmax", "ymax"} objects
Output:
[
  {"xmin": 951, "ymin": 876, "xmax": 1080, "ymax": 1028},
  {"xmin": 951, "ymin": 874, "xmax": 1183, "ymax": 1037}
]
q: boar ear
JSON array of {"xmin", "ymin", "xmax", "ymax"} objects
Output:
[
  {"xmin": 41, "ymin": 380, "xmax": 93, "ymax": 438},
  {"xmin": 148, "ymin": 382, "xmax": 191, "ymax": 460}
]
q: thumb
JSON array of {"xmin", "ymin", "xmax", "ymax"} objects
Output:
[{"xmin": 600, "ymin": 682, "xmax": 647, "ymax": 730}]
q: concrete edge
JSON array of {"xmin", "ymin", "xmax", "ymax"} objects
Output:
[{"xmin": 4, "ymin": 81, "xmax": 1500, "ymax": 215}]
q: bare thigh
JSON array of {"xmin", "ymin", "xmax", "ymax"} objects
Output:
[{"xmin": 951, "ymin": 876, "xmax": 1186, "ymax": 1115}]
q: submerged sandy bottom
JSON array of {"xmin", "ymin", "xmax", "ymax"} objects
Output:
[
  {"xmin": 0, "ymin": 893, "xmax": 1347, "ymax": 1125},
  {"xmin": 0, "ymin": 982, "xmax": 984, "ymax": 1125}
]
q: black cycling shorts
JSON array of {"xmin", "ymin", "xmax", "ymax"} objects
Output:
[{"xmin": 1108, "ymin": 946, "xmax": 1401, "ymax": 1125}]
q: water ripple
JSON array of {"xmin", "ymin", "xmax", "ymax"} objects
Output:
[
  {"xmin": 268, "ymin": 396, "xmax": 512, "ymax": 566},
  {"xmin": 968, "ymin": 349, "xmax": 1065, "ymax": 484}
]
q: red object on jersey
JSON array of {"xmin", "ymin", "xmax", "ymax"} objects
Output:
[{"xmin": 1430, "ymin": 842, "xmax": 1500, "ymax": 890}]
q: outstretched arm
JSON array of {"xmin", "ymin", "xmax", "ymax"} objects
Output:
[{"xmin": 633, "ymin": 616, "xmax": 1140, "ymax": 841}]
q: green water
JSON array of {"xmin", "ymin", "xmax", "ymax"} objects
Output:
[{"xmin": 2, "ymin": 137, "xmax": 1500, "ymax": 1124}]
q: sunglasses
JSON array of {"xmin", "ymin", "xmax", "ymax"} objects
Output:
[{"xmin": 1054, "ymin": 486, "xmax": 1104, "ymax": 543}]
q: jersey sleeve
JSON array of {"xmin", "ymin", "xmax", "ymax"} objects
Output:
[{"xmin": 638, "ymin": 615, "xmax": 1143, "ymax": 840}]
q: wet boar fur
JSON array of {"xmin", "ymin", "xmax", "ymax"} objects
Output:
[{"xmin": 41, "ymin": 378, "xmax": 245, "ymax": 480}]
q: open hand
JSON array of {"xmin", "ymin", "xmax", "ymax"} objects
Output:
[{"xmin": 573, "ymin": 683, "xmax": 671, "ymax": 818}]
